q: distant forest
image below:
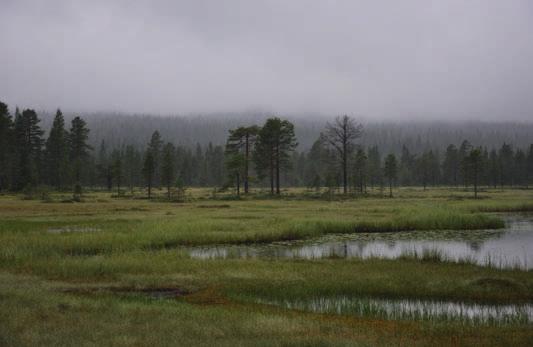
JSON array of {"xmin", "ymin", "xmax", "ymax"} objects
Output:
[
  {"xmin": 1, "ymin": 100, "xmax": 532, "ymax": 196},
  {"xmin": 35, "ymin": 111, "xmax": 533, "ymax": 152}
]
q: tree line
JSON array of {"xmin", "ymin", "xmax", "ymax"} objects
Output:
[
  {"xmin": 35, "ymin": 111, "xmax": 533, "ymax": 152},
  {"xmin": 1, "ymin": 101, "xmax": 533, "ymax": 198}
]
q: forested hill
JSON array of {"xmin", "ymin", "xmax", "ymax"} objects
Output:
[{"xmin": 38, "ymin": 111, "xmax": 533, "ymax": 153}]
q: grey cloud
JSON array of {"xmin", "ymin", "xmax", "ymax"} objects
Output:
[{"xmin": 1, "ymin": 0, "xmax": 533, "ymax": 120}]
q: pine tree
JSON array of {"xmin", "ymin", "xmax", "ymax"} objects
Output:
[
  {"xmin": 123, "ymin": 145, "xmax": 141, "ymax": 194},
  {"xmin": 416, "ymin": 152, "xmax": 430, "ymax": 190},
  {"xmin": 210, "ymin": 145, "xmax": 225, "ymax": 187},
  {"xmin": 45, "ymin": 109, "xmax": 69, "ymax": 189},
  {"xmin": 0, "ymin": 102, "xmax": 13, "ymax": 191},
  {"xmin": 148, "ymin": 131, "xmax": 163, "ymax": 188},
  {"xmin": 97, "ymin": 141, "xmax": 113, "ymax": 191},
  {"xmin": 353, "ymin": 148, "xmax": 367, "ymax": 193},
  {"xmin": 442, "ymin": 145, "xmax": 459, "ymax": 187},
  {"xmin": 399, "ymin": 145, "xmax": 415, "ymax": 186},
  {"xmin": 225, "ymin": 126, "xmax": 260, "ymax": 193},
  {"xmin": 488, "ymin": 149, "xmax": 500, "ymax": 188},
  {"xmin": 366, "ymin": 146, "xmax": 382, "ymax": 190},
  {"xmin": 384, "ymin": 154, "xmax": 397, "ymax": 198},
  {"xmin": 254, "ymin": 117, "xmax": 298, "ymax": 194},
  {"xmin": 194, "ymin": 143, "xmax": 206, "ymax": 186},
  {"xmin": 499, "ymin": 143, "xmax": 514, "ymax": 187},
  {"xmin": 161, "ymin": 142, "xmax": 176, "ymax": 199},
  {"xmin": 225, "ymin": 148, "xmax": 245, "ymax": 196},
  {"xmin": 514, "ymin": 149, "xmax": 527, "ymax": 187},
  {"xmin": 480, "ymin": 147, "xmax": 490, "ymax": 187},
  {"xmin": 13, "ymin": 109, "xmax": 44, "ymax": 190},
  {"xmin": 69, "ymin": 116, "xmax": 92, "ymax": 195},
  {"xmin": 302, "ymin": 138, "xmax": 330, "ymax": 189},
  {"xmin": 466, "ymin": 147, "xmax": 482, "ymax": 198},
  {"xmin": 459, "ymin": 140, "xmax": 472, "ymax": 188},
  {"xmin": 143, "ymin": 149, "xmax": 155, "ymax": 199}
]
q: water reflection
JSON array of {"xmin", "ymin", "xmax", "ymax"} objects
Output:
[
  {"xmin": 257, "ymin": 296, "xmax": 533, "ymax": 325},
  {"xmin": 187, "ymin": 215, "xmax": 533, "ymax": 269}
]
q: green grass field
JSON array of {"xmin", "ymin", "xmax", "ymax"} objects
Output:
[{"xmin": 1, "ymin": 187, "xmax": 532, "ymax": 346}]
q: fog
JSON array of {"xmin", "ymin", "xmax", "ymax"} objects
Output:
[{"xmin": 1, "ymin": 0, "xmax": 533, "ymax": 120}]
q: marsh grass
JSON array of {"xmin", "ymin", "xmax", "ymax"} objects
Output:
[
  {"xmin": 0, "ymin": 200, "xmax": 506, "ymax": 261},
  {"xmin": 1, "ymin": 188, "xmax": 533, "ymax": 345},
  {"xmin": 253, "ymin": 296, "xmax": 533, "ymax": 326}
]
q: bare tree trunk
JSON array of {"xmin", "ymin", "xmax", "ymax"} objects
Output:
[
  {"xmin": 236, "ymin": 173, "xmax": 240, "ymax": 197},
  {"xmin": 324, "ymin": 115, "xmax": 363, "ymax": 195}
]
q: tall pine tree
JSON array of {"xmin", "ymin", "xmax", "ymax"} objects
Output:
[
  {"xmin": 254, "ymin": 118, "xmax": 297, "ymax": 195},
  {"xmin": 45, "ymin": 109, "xmax": 69, "ymax": 189},
  {"xmin": 69, "ymin": 116, "xmax": 92, "ymax": 194},
  {"xmin": 13, "ymin": 109, "xmax": 44, "ymax": 190},
  {"xmin": 161, "ymin": 142, "xmax": 176, "ymax": 199},
  {"xmin": 0, "ymin": 102, "xmax": 13, "ymax": 191},
  {"xmin": 148, "ymin": 131, "xmax": 163, "ymax": 188},
  {"xmin": 225, "ymin": 126, "xmax": 260, "ymax": 194}
]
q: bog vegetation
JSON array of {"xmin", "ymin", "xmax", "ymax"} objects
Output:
[{"xmin": 1, "ymin": 188, "xmax": 533, "ymax": 346}]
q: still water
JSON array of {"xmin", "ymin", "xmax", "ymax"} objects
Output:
[
  {"xmin": 187, "ymin": 214, "xmax": 533, "ymax": 269},
  {"xmin": 256, "ymin": 296, "xmax": 533, "ymax": 325}
]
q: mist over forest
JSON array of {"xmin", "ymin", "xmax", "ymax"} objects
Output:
[{"xmin": 36, "ymin": 111, "xmax": 533, "ymax": 153}]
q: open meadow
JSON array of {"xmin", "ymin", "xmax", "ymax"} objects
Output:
[{"xmin": 1, "ymin": 187, "xmax": 533, "ymax": 346}]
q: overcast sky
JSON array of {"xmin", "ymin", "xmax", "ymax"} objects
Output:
[{"xmin": 1, "ymin": 0, "xmax": 533, "ymax": 120}]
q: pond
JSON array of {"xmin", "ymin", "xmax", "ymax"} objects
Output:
[
  {"xmin": 254, "ymin": 296, "xmax": 533, "ymax": 325},
  {"xmin": 187, "ymin": 214, "xmax": 533, "ymax": 269}
]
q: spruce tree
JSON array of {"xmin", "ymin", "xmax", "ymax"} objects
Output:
[
  {"xmin": 143, "ymin": 149, "xmax": 155, "ymax": 199},
  {"xmin": 442, "ymin": 145, "xmax": 459, "ymax": 187},
  {"xmin": 353, "ymin": 148, "xmax": 367, "ymax": 193},
  {"xmin": 161, "ymin": 142, "xmax": 176, "ymax": 199},
  {"xmin": 148, "ymin": 131, "xmax": 163, "ymax": 188},
  {"xmin": 466, "ymin": 147, "xmax": 482, "ymax": 198},
  {"xmin": 45, "ymin": 109, "xmax": 69, "ymax": 189},
  {"xmin": 488, "ymin": 149, "xmax": 500, "ymax": 188},
  {"xmin": 384, "ymin": 154, "xmax": 398, "ymax": 198},
  {"xmin": 499, "ymin": 143, "xmax": 514, "ymax": 187},
  {"xmin": 13, "ymin": 109, "xmax": 44, "ymax": 190},
  {"xmin": 366, "ymin": 146, "xmax": 382, "ymax": 190},
  {"xmin": 69, "ymin": 116, "xmax": 92, "ymax": 195},
  {"xmin": 514, "ymin": 149, "xmax": 527, "ymax": 187},
  {"xmin": 0, "ymin": 102, "xmax": 13, "ymax": 191},
  {"xmin": 123, "ymin": 145, "xmax": 141, "ymax": 194},
  {"xmin": 459, "ymin": 140, "xmax": 472, "ymax": 188}
]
